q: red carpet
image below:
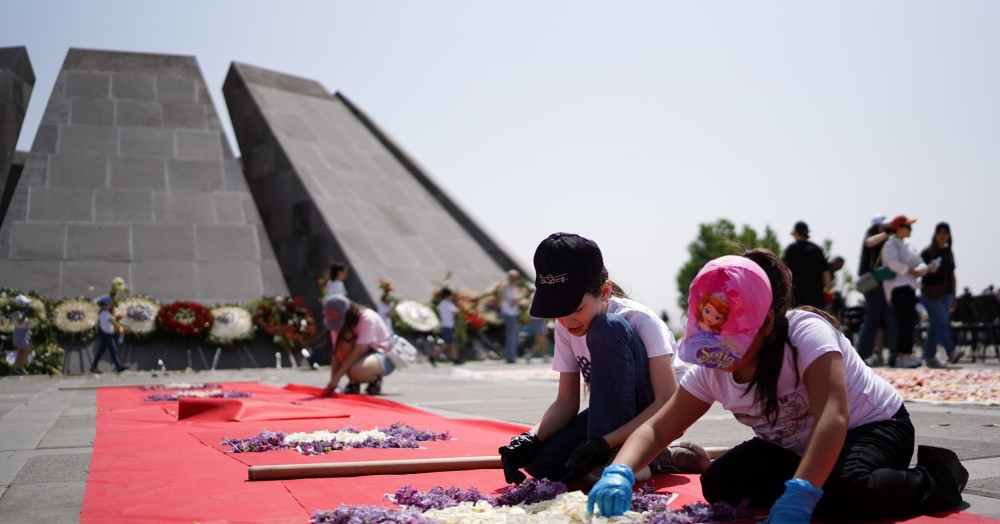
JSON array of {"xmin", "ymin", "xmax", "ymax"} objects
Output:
[{"xmin": 81, "ymin": 382, "xmax": 998, "ymax": 523}]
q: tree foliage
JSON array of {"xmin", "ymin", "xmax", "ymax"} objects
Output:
[{"xmin": 676, "ymin": 219, "xmax": 782, "ymax": 310}]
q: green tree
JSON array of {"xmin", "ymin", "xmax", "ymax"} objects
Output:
[{"xmin": 676, "ymin": 219, "xmax": 782, "ymax": 310}]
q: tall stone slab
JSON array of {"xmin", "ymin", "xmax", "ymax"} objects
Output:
[
  {"xmin": 0, "ymin": 49, "xmax": 288, "ymax": 302},
  {"xmin": 223, "ymin": 62, "xmax": 525, "ymax": 307},
  {"xmin": 0, "ymin": 47, "xmax": 35, "ymax": 228}
]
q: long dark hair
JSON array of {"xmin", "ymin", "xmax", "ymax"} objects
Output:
[
  {"xmin": 740, "ymin": 249, "xmax": 843, "ymax": 427},
  {"xmin": 925, "ymin": 222, "xmax": 953, "ymax": 257},
  {"xmin": 337, "ymin": 301, "xmax": 364, "ymax": 345},
  {"xmin": 583, "ymin": 267, "xmax": 628, "ymax": 299}
]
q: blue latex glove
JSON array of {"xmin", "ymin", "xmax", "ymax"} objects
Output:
[
  {"xmin": 764, "ymin": 478, "xmax": 823, "ymax": 524},
  {"xmin": 586, "ymin": 464, "xmax": 635, "ymax": 517}
]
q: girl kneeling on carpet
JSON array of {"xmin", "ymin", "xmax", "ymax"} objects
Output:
[
  {"xmin": 588, "ymin": 250, "xmax": 968, "ymax": 522},
  {"xmin": 321, "ymin": 295, "xmax": 394, "ymax": 396},
  {"xmin": 498, "ymin": 233, "xmax": 707, "ymax": 488}
]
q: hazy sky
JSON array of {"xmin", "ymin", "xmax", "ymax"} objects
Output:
[{"xmin": 4, "ymin": 1, "xmax": 999, "ymax": 330}]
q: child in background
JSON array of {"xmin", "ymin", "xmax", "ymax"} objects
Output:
[
  {"xmin": 90, "ymin": 296, "xmax": 128, "ymax": 373},
  {"xmin": 325, "ymin": 261, "xmax": 349, "ymax": 298},
  {"xmin": 430, "ymin": 288, "xmax": 459, "ymax": 365},
  {"xmin": 10, "ymin": 295, "xmax": 33, "ymax": 375},
  {"xmin": 588, "ymin": 250, "xmax": 968, "ymax": 522}
]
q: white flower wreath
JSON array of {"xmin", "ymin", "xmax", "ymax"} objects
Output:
[{"xmin": 208, "ymin": 305, "xmax": 255, "ymax": 345}]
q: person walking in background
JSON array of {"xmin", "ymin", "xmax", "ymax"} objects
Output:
[
  {"xmin": 498, "ymin": 233, "xmax": 704, "ymax": 488},
  {"xmin": 90, "ymin": 296, "xmax": 128, "ymax": 373},
  {"xmin": 324, "ymin": 261, "xmax": 349, "ymax": 298},
  {"xmin": 855, "ymin": 214, "xmax": 897, "ymax": 366},
  {"xmin": 587, "ymin": 250, "xmax": 968, "ymax": 522},
  {"xmin": 499, "ymin": 269, "xmax": 524, "ymax": 363},
  {"xmin": 527, "ymin": 316, "xmax": 550, "ymax": 363},
  {"xmin": 881, "ymin": 215, "xmax": 928, "ymax": 369},
  {"xmin": 920, "ymin": 222, "xmax": 962, "ymax": 367},
  {"xmin": 429, "ymin": 288, "xmax": 460, "ymax": 365},
  {"xmin": 9, "ymin": 295, "xmax": 33, "ymax": 375},
  {"xmin": 321, "ymin": 295, "xmax": 394, "ymax": 396},
  {"xmin": 782, "ymin": 221, "xmax": 831, "ymax": 309}
]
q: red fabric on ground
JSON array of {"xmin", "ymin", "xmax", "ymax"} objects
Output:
[
  {"xmin": 177, "ymin": 397, "xmax": 349, "ymax": 421},
  {"xmin": 82, "ymin": 382, "xmax": 998, "ymax": 523}
]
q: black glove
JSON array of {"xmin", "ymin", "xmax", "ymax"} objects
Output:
[
  {"xmin": 498, "ymin": 432, "xmax": 540, "ymax": 484},
  {"xmin": 561, "ymin": 436, "xmax": 610, "ymax": 484}
]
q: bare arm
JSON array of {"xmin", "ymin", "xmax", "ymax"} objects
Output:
[
  {"xmin": 602, "ymin": 354, "xmax": 678, "ymax": 448},
  {"xmin": 794, "ymin": 352, "xmax": 849, "ymax": 488},
  {"xmin": 533, "ymin": 372, "xmax": 582, "ymax": 440},
  {"xmin": 612, "ymin": 387, "xmax": 711, "ymax": 471},
  {"xmin": 328, "ymin": 339, "xmax": 368, "ymax": 389},
  {"xmin": 865, "ymin": 232, "xmax": 889, "ymax": 248}
]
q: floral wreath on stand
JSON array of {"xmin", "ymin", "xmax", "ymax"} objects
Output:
[
  {"xmin": 157, "ymin": 301, "xmax": 214, "ymax": 338},
  {"xmin": 207, "ymin": 305, "xmax": 256, "ymax": 346},
  {"xmin": 0, "ymin": 289, "xmax": 49, "ymax": 335},
  {"xmin": 252, "ymin": 296, "xmax": 316, "ymax": 356},
  {"xmin": 50, "ymin": 296, "xmax": 100, "ymax": 343},
  {"xmin": 116, "ymin": 296, "xmax": 160, "ymax": 341}
]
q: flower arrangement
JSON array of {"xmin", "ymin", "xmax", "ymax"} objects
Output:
[
  {"xmin": 145, "ymin": 390, "xmax": 252, "ymax": 402},
  {"xmin": 207, "ymin": 305, "xmax": 255, "ymax": 346},
  {"xmin": 0, "ymin": 290, "xmax": 49, "ymax": 333},
  {"xmin": 50, "ymin": 297, "xmax": 100, "ymax": 342},
  {"xmin": 0, "ymin": 340, "xmax": 65, "ymax": 376},
  {"xmin": 109, "ymin": 276, "xmax": 128, "ymax": 301},
  {"xmin": 116, "ymin": 296, "xmax": 160, "ymax": 340},
  {"xmin": 157, "ymin": 301, "xmax": 214, "ymax": 338},
  {"xmin": 222, "ymin": 422, "xmax": 450, "ymax": 456},
  {"xmin": 314, "ymin": 481, "xmax": 753, "ymax": 523},
  {"xmin": 393, "ymin": 300, "xmax": 440, "ymax": 333},
  {"xmin": 251, "ymin": 296, "xmax": 316, "ymax": 351},
  {"xmin": 378, "ymin": 278, "xmax": 397, "ymax": 306},
  {"xmin": 138, "ymin": 383, "xmax": 221, "ymax": 390}
]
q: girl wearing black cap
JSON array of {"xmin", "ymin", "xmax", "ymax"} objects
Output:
[{"xmin": 498, "ymin": 232, "xmax": 701, "ymax": 487}]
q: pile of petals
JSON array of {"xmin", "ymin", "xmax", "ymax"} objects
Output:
[
  {"xmin": 312, "ymin": 481, "xmax": 754, "ymax": 523},
  {"xmin": 138, "ymin": 382, "xmax": 221, "ymax": 391},
  {"xmin": 145, "ymin": 390, "xmax": 252, "ymax": 401},
  {"xmin": 221, "ymin": 422, "xmax": 450, "ymax": 455},
  {"xmin": 874, "ymin": 368, "xmax": 1000, "ymax": 405}
]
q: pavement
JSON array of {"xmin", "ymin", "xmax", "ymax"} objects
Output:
[{"xmin": 1, "ymin": 357, "xmax": 999, "ymax": 523}]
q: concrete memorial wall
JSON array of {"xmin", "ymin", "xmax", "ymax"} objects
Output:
[{"xmin": 0, "ymin": 47, "xmax": 35, "ymax": 228}]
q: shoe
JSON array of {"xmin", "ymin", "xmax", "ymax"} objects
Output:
[
  {"xmin": 542, "ymin": 355, "xmax": 551, "ymax": 363},
  {"xmin": 364, "ymin": 376, "xmax": 382, "ymax": 395},
  {"xmin": 949, "ymin": 350, "xmax": 966, "ymax": 364},
  {"xmin": 89, "ymin": 368, "xmax": 102, "ymax": 374},
  {"xmin": 894, "ymin": 354, "xmax": 921, "ymax": 368},
  {"xmin": 649, "ymin": 441, "xmax": 712, "ymax": 474},
  {"xmin": 452, "ymin": 359, "xmax": 465, "ymax": 365},
  {"xmin": 115, "ymin": 366, "xmax": 129, "ymax": 373},
  {"xmin": 13, "ymin": 368, "xmax": 28, "ymax": 376},
  {"xmin": 864, "ymin": 352, "xmax": 884, "ymax": 367},
  {"xmin": 917, "ymin": 445, "xmax": 968, "ymax": 510},
  {"xmin": 342, "ymin": 381, "xmax": 361, "ymax": 394},
  {"xmin": 428, "ymin": 354, "xmax": 437, "ymax": 367},
  {"xmin": 924, "ymin": 358, "xmax": 947, "ymax": 369}
]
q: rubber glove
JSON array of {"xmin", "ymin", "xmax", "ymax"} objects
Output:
[
  {"xmin": 586, "ymin": 464, "xmax": 635, "ymax": 517},
  {"xmin": 498, "ymin": 432, "xmax": 540, "ymax": 484},
  {"xmin": 764, "ymin": 478, "xmax": 823, "ymax": 524},
  {"xmin": 561, "ymin": 436, "xmax": 610, "ymax": 483}
]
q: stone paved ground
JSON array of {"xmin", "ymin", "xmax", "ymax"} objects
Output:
[{"xmin": 1, "ymin": 358, "xmax": 999, "ymax": 523}]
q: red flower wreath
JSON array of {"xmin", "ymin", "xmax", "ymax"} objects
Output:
[
  {"xmin": 252, "ymin": 296, "xmax": 316, "ymax": 350},
  {"xmin": 157, "ymin": 301, "xmax": 214, "ymax": 337}
]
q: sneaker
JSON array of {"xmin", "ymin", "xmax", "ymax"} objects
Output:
[
  {"xmin": 949, "ymin": 349, "xmax": 966, "ymax": 364},
  {"xmin": 894, "ymin": 354, "xmax": 922, "ymax": 368},
  {"xmin": 364, "ymin": 376, "xmax": 382, "ymax": 395},
  {"xmin": 917, "ymin": 445, "xmax": 968, "ymax": 510},
  {"xmin": 924, "ymin": 358, "xmax": 947, "ymax": 369},
  {"xmin": 115, "ymin": 365, "xmax": 129, "ymax": 373},
  {"xmin": 864, "ymin": 353, "xmax": 884, "ymax": 367},
  {"xmin": 89, "ymin": 368, "xmax": 103, "ymax": 374},
  {"xmin": 13, "ymin": 368, "xmax": 28, "ymax": 376},
  {"xmin": 428, "ymin": 354, "xmax": 437, "ymax": 367},
  {"xmin": 650, "ymin": 441, "xmax": 712, "ymax": 474},
  {"xmin": 342, "ymin": 381, "xmax": 361, "ymax": 394}
]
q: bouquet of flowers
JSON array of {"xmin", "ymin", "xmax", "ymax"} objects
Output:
[
  {"xmin": 157, "ymin": 301, "xmax": 214, "ymax": 338},
  {"xmin": 116, "ymin": 296, "xmax": 160, "ymax": 340},
  {"xmin": 207, "ymin": 305, "xmax": 256, "ymax": 346},
  {"xmin": 51, "ymin": 297, "xmax": 100, "ymax": 342},
  {"xmin": 252, "ymin": 296, "xmax": 316, "ymax": 351}
]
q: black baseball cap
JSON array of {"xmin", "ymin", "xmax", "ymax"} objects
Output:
[
  {"xmin": 793, "ymin": 221, "xmax": 810, "ymax": 238},
  {"xmin": 529, "ymin": 233, "xmax": 604, "ymax": 318}
]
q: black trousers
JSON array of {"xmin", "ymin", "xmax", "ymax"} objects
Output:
[
  {"xmin": 891, "ymin": 286, "xmax": 918, "ymax": 358},
  {"xmin": 701, "ymin": 406, "xmax": 953, "ymax": 521}
]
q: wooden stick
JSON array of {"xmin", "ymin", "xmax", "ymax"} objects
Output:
[
  {"xmin": 248, "ymin": 456, "xmax": 503, "ymax": 481},
  {"xmin": 704, "ymin": 446, "xmax": 729, "ymax": 460}
]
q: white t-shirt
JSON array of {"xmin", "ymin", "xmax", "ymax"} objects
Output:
[
  {"xmin": 552, "ymin": 296, "xmax": 689, "ymax": 385},
  {"xmin": 325, "ymin": 280, "xmax": 347, "ymax": 298},
  {"xmin": 99, "ymin": 309, "xmax": 116, "ymax": 334},
  {"xmin": 354, "ymin": 308, "xmax": 393, "ymax": 352},
  {"xmin": 681, "ymin": 310, "xmax": 903, "ymax": 455},
  {"xmin": 500, "ymin": 285, "xmax": 521, "ymax": 316},
  {"xmin": 437, "ymin": 299, "xmax": 458, "ymax": 329}
]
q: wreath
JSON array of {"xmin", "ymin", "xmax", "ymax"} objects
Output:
[
  {"xmin": 0, "ymin": 290, "xmax": 49, "ymax": 333},
  {"xmin": 51, "ymin": 297, "xmax": 100, "ymax": 342},
  {"xmin": 393, "ymin": 300, "xmax": 440, "ymax": 333},
  {"xmin": 252, "ymin": 296, "xmax": 316, "ymax": 351},
  {"xmin": 157, "ymin": 301, "xmax": 214, "ymax": 338},
  {"xmin": 116, "ymin": 296, "xmax": 160, "ymax": 340},
  {"xmin": 208, "ymin": 305, "xmax": 255, "ymax": 346}
]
